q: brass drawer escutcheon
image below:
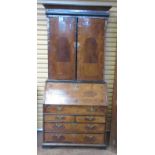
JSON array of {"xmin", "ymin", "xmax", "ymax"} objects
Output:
[
  {"xmin": 84, "ymin": 135, "xmax": 96, "ymax": 142},
  {"xmin": 55, "ymin": 123, "xmax": 64, "ymax": 128},
  {"xmin": 85, "ymin": 116, "xmax": 95, "ymax": 121},
  {"xmin": 56, "ymin": 115, "xmax": 64, "ymax": 120},
  {"xmin": 53, "ymin": 134, "xmax": 65, "ymax": 140},
  {"xmin": 86, "ymin": 124, "xmax": 96, "ymax": 129},
  {"xmin": 85, "ymin": 135, "xmax": 94, "ymax": 139},
  {"xmin": 56, "ymin": 106, "xmax": 63, "ymax": 112},
  {"xmin": 89, "ymin": 107, "xmax": 96, "ymax": 112}
]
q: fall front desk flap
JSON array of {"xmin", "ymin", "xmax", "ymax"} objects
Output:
[{"xmin": 44, "ymin": 82, "xmax": 108, "ymax": 106}]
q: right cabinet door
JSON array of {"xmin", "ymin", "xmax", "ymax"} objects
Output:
[{"xmin": 77, "ymin": 17, "xmax": 105, "ymax": 81}]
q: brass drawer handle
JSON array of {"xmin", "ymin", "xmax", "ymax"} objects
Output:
[
  {"xmin": 86, "ymin": 124, "xmax": 96, "ymax": 129},
  {"xmin": 56, "ymin": 115, "xmax": 64, "ymax": 120},
  {"xmin": 85, "ymin": 116, "xmax": 95, "ymax": 121},
  {"xmin": 56, "ymin": 106, "xmax": 63, "ymax": 112},
  {"xmin": 85, "ymin": 135, "xmax": 94, "ymax": 139},
  {"xmin": 53, "ymin": 134, "xmax": 65, "ymax": 140},
  {"xmin": 73, "ymin": 84, "xmax": 79, "ymax": 90},
  {"xmin": 89, "ymin": 107, "xmax": 96, "ymax": 112},
  {"xmin": 45, "ymin": 105, "xmax": 51, "ymax": 112},
  {"xmin": 84, "ymin": 135, "xmax": 96, "ymax": 142},
  {"xmin": 55, "ymin": 123, "xmax": 64, "ymax": 128}
]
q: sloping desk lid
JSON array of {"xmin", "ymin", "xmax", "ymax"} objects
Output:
[{"xmin": 44, "ymin": 82, "xmax": 108, "ymax": 106}]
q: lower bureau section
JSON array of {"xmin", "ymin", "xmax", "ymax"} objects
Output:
[
  {"xmin": 43, "ymin": 82, "xmax": 108, "ymax": 146},
  {"xmin": 44, "ymin": 133, "xmax": 105, "ymax": 144}
]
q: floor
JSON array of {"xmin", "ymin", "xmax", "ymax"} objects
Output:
[{"xmin": 37, "ymin": 132, "xmax": 117, "ymax": 155}]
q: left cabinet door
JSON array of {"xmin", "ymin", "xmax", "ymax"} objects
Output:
[{"xmin": 48, "ymin": 16, "xmax": 76, "ymax": 80}]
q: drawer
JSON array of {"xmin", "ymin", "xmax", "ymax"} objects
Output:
[
  {"xmin": 44, "ymin": 114, "xmax": 74, "ymax": 122},
  {"xmin": 76, "ymin": 116, "xmax": 105, "ymax": 123},
  {"xmin": 44, "ymin": 105, "xmax": 106, "ymax": 115},
  {"xmin": 44, "ymin": 133, "xmax": 105, "ymax": 144},
  {"xmin": 44, "ymin": 122, "xmax": 105, "ymax": 133}
]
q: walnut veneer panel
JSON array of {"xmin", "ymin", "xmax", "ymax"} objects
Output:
[
  {"xmin": 44, "ymin": 114, "xmax": 74, "ymax": 122},
  {"xmin": 44, "ymin": 114, "xmax": 105, "ymax": 123},
  {"xmin": 48, "ymin": 16, "xmax": 76, "ymax": 80},
  {"xmin": 44, "ymin": 82, "xmax": 108, "ymax": 106},
  {"xmin": 77, "ymin": 17, "xmax": 105, "ymax": 80},
  {"xmin": 44, "ymin": 105, "xmax": 106, "ymax": 115},
  {"xmin": 76, "ymin": 116, "xmax": 105, "ymax": 123},
  {"xmin": 44, "ymin": 122, "xmax": 105, "ymax": 133},
  {"xmin": 44, "ymin": 133, "xmax": 105, "ymax": 144}
]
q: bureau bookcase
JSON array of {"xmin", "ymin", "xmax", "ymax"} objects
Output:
[{"xmin": 42, "ymin": 2, "xmax": 111, "ymax": 147}]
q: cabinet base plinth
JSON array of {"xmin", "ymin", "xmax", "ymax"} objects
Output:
[{"xmin": 42, "ymin": 143, "xmax": 107, "ymax": 148}]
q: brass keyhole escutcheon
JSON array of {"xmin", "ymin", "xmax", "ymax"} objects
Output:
[
  {"xmin": 55, "ymin": 123, "xmax": 63, "ymax": 128},
  {"xmin": 85, "ymin": 116, "xmax": 94, "ymax": 121},
  {"xmin": 56, "ymin": 115, "xmax": 64, "ymax": 120},
  {"xmin": 86, "ymin": 124, "xmax": 96, "ymax": 129},
  {"xmin": 56, "ymin": 106, "xmax": 63, "ymax": 112},
  {"xmin": 89, "ymin": 107, "xmax": 96, "ymax": 112}
]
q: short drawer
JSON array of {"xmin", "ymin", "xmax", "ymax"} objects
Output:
[
  {"xmin": 76, "ymin": 116, "xmax": 105, "ymax": 123},
  {"xmin": 44, "ymin": 114, "xmax": 74, "ymax": 122},
  {"xmin": 44, "ymin": 122, "xmax": 105, "ymax": 133},
  {"xmin": 44, "ymin": 105, "xmax": 106, "ymax": 115},
  {"xmin": 44, "ymin": 133, "xmax": 105, "ymax": 144}
]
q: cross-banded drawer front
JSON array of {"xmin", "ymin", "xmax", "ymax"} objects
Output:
[
  {"xmin": 44, "ymin": 133, "xmax": 105, "ymax": 144},
  {"xmin": 44, "ymin": 122, "xmax": 105, "ymax": 133},
  {"xmin": 76, "ymin": 116, "xmax": 105, "ymax": 123},
  {"xmin": 44, "ymin": 105, "xmax": 106, "ymax": 115},
  {"xmin": 44, "ymin": 114, "xmax": 74, "ymax": 122}
]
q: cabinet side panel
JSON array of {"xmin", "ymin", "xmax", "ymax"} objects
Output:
[
  {"xmin": 48, "ymin": 16, "xmax": 76, "ymax": 80},
  {"xmin": 77, "ymin": 17, "xmax": 105, "ymax": 80}
]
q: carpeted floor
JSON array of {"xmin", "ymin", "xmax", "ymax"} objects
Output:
[{"xmin": 37, "ymin": 132, "xmax": 116, "ymax": 155}]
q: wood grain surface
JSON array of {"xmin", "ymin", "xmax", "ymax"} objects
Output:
[
  {"xmin": 44, "ymin": 114, "xmax": 74, "ymax": 122},
  {"xmin": 44, "ymin": 133, "xmax": 105, "ymax": 144},
  {"xmin": 44, "ymin": 105, "xmax": 106, "ymax": 115},
  {"xmin": 48, "ymin": 16, "xmax": 76, "ymax": 80},
  {"xmin": 76, "ymin": 116, "xmax": 105, "ymax": 123},
  {"xmin": 44, "ymin": 82, "xmax": 108, "ymax": 105},
  {"xmin": 77, "ymin": 17, "xmax": 105, "ymax": 80},
  {"xmin": 44, "ymin": 122, "xmax": 105, "ymax": 133}
]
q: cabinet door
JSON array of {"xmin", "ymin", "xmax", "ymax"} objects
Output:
[
  {"xmin": 77, "ymin": 17, "xmax": 105, "ymax": 80},
  {"xmin": 48, "ymin": 16, "xmax": 76, "ymax": 80}
]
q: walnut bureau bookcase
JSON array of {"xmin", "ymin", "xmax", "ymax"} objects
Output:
[{"xmin": 41, "ymin": 1, "xmax": 111, "ymax": 148}]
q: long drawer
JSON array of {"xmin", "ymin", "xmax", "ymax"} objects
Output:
[
  {"xmin": 44, "ymin": 105, "xmax": 106, "ymax": 115},
  {"xmin": 44, "ymin": 122, "xmax": 105, "ymax": 133},
  {"xmin": 44, "ymin": 133, "xmax": 105, "ymax": 144}
]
